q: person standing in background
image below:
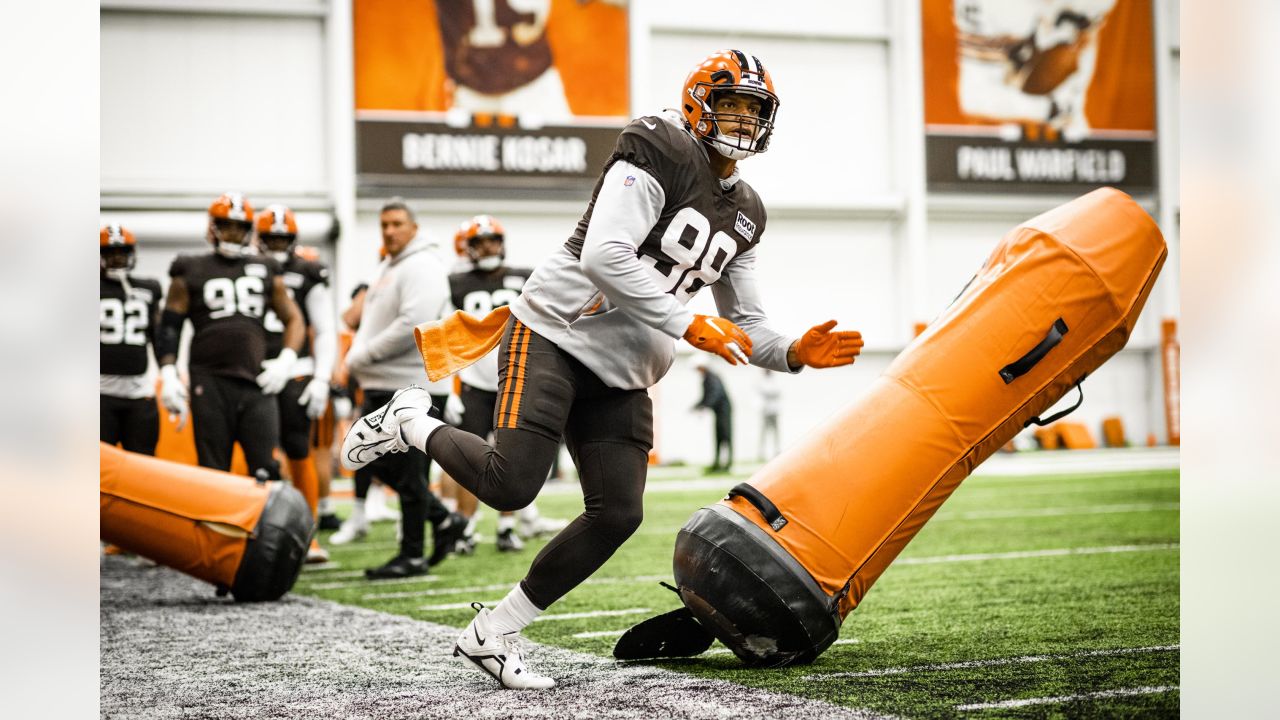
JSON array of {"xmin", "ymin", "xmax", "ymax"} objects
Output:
[
  {"xmin": 443, "ymin": 214, "xmax": 567, "ymax": 554},
  {"xmin": 343, "ymin": 199, "xmax": 469, "ymax": 579},
  {"xmin": 757, "ymin": 367, "xmax": 781, "ymax": 461},
  {"xmin": 100, "ymin": 224, "xmax": 163, "ymax": 456},
  {"xmin": 693, "ymin": 361, "xmax": 734, "ymax": 474},
  {"xmin": 255, "ymin": 206, "xmax": 335, "ymax": 564},
  {"xmin": 156, "ymin": 192, "xmax": 305, "ymax": 481}
]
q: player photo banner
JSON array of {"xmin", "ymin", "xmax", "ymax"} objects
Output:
[
  {"xmin": 922, "ymin": 0, "xmax": 1157, "ymax": 195},
  {"xmin": 354, "ymin": 0, "xmax": 629, "ymax": 193}
]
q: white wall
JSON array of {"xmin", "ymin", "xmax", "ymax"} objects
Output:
[
  {"xmin": 102, "ymin": 0, "xmax": 1181, "ymax": 468},
  {"xmin": 100, "ymin": 7, "xmax": 329, "ymax": 198}
]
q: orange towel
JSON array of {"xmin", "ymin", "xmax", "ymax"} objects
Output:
[{"xmin": 414, "ymin": 306, "xmax": 511, "ymax": 382}]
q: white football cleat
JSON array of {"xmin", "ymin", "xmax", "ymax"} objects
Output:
[
  {"xmin": 305, "ymin": 539, "xmax": 330, "ymax": 564},
  {"xmin": 518, "ymin": 514, "xmax": 570, "ymax": 540},
  {"xmin": 340, "ymin": 386, "xmax": 434, "ymax": 470},
  {"xmin": 365, "ymin": 484, "xmax": 402, "ymax": 523},
  {"xmin": 328, "ymin": 516, "xmax": 368, "ymax": 545},
  {"xmin": 454, "ymin": 603, "xmax": 555, "ymax": 690}
]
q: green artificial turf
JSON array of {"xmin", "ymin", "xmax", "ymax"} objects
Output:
[{"xmin": 294, "ymin": 464, "xmax": 1179, "ymax": 719}]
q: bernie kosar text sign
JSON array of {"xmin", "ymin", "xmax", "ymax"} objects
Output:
[
  {"xmin": 356, "ymin": 116, "xmax": 623, "ymax": 192},
  {"xmin": 353, "ymin": 0, "xmax": 629, "ymax": 193}
]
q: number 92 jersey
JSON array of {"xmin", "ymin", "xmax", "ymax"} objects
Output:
[
  {"xmin": 169, "ymin": 253, "xmax": 284, "ymax": 382},
  {"xmin": 100, "ymin": 275, "xmax": 163, "ymax": 377},
  {"xmin": 449, "ymin": 266, "xmax": 532, "ymax": 392}
]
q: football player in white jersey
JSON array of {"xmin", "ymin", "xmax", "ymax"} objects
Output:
[{"xmin": 343, "ymin": 50, "xmax": 863, "ymax": 688}]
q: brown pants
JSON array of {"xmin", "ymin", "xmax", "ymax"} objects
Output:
[{"xmin": 425, "ymin": 317, "xmax": 652, "ymax": 609}]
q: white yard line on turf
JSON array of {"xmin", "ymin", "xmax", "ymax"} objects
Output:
[
  {"xmin": 538, "ymin": 608, "xmax": 652, "ymax": 621},
  {"xmin": 303, "ymin": 575, "xmax": 442, "ymax": 590},
  {"xmin": 706, "ymin": 639, "xmax": 861, "ymax": 655},
  {"xmin": 348, "ymin": 545, "xmax": 1175, "ymax": 600},
  {"xmin": 959, "ymin": 480, "xmax": 1178, "ymax": 498},
  {"xmin": 956, "ymin": 685, "xmax": 1178, "ymax": 710},
  {"xmin": 415, "ymin": 602, "xmax": 653, "ymax": 621},
  {"xmin": 972, "ymin": 448, "xmax": 1179, "ymax": 476},
  {"xmin": 934, "ymin": 502, "xmax": 1179, "ymax": 520},
  {"xmin": 895, "ymin": 543, "xmax": 1178, "ymax": 565},
  {"xmin": 573, "ymin": 629, "xmax": 628, "ymax": 638},
  {"xmin": 365, "ymin": 581, "xmax": 515, "ymax": 600},
  {"xmin": 804, "ymin": 645, "xmax": 1179, "ymax": 680},
  {"xmin": 637, "ymin": 503, "xmax": 1180, "ymax": 535},
  {"xmin": 364, "ymin": 574, "xmax": 670, "ymax": 600}
]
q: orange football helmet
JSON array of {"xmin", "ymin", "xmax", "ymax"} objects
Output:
[
  {"xmin": 681, "ymin": 50, "xmax": 780, "ymax": 160},
  {"xmin": 100, "ymin": 223, "xmax": 137, "ymax": 272},
  {"xmin": 256, "ymin": 204, "xmax": 298, "ymax": 261},
  {"xmin": 457, "ymin": 214, "xmax": 506, "ymax": 271},
  {"xmin": 208, "ymin": 192, "xmax": 255, "ymax": 257}
]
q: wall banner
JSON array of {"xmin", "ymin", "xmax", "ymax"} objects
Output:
[
  {"xmin": 922, "ymin": 0, "xmax": 1157, "ymax": 195},
  {"xmin": 354, "ymin": 0, "xmax": 629, "ymax": 194}
]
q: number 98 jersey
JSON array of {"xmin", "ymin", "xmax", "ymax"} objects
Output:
[{"xmin": 169, "ymin": 253, "xmax": 284, "ymax": 382}]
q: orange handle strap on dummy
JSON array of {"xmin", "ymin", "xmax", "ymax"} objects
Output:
[{"xmin": 414, "ymin": 306, "xmax": 511, "ymax": 382}]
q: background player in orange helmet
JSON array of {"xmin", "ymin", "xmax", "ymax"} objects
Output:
[
  {"xmin": 100, "ymin": 223, "xmax": 163, "ymax": 455},
  {"xmin": 156, "ymin": 192, "xmax": 306, "ymax": 481},
  {"xmin": 256, "ymin": 205, "xmax": 336, "ymax": 563},
  {"xmin": 342, "ymin": 50, "xmax": 862, "ymax": 688},
  {"xmin": 438, "ymin": 215, "xmax": 567, "ymax": 555}
]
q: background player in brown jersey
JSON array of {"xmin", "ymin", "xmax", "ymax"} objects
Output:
[
  {"xmin": 256, "ymin": 204, "xmax": 336, "ymax": 563},
  {"xmin": 441, "ymin": 215, "xmax": 567, "ymax": 555},
  {"xmin": 100, "ymin": 223, "xmax": 163, "ymax": 456},
  {"xmin": 156, "ymin": 192, "xmax": 305, "ymax": 481},
  {"xmin": 343, "ymin": 50, "xmax": 863, "ymax": 688}
]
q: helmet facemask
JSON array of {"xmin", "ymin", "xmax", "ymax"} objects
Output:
[
  {"xmin": 696, "ymin": 88, "xmax": 778, "ymax": 161},
  {"xmin": 100, "ymin": 245, "xmax": 136, "ymax": 279},
  {"xmin": 211, "ymin": 218, "xmax": 254, "ymax": 258},
  {"xmin": 260, "ymin": 233, "xmax": 297, "ymax": 264},
  {"xmin": 467, "ymin": 233, "xmax": 505, "ymax": 272}
]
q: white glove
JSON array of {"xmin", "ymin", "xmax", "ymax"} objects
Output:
[
  {"xmin": 444, "ymin": 393, "xmax": 465, "ymax": 425},
  {"xmin": 159, "ymin": 365, "xmax": 189, "ymax": 431},
  {"xmin": 297, "ymin": 377, "xmax": 330, "ymax": 419},
  {"xmin": 332, "ymin": 395, "xmax": 353, "ymax": 420},
  {"xmin": 256, "ymin": 348, "xmax": 298, "ymax": 395}
]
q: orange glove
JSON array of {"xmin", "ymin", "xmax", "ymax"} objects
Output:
[
  {"xmin": 684, "ymin": 315, "xmax": 753, "ymax": 366},
  {"xmin": 793, "ymin": 320, "xmax": 863, "ymax": 368}
]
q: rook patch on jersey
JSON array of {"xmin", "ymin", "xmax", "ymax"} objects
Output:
[{"xmin": 734, "ymin": 211, "xmax": 756, "ymax": 242}]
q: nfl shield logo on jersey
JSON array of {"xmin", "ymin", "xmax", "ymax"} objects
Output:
[{"xmin": 734, "ymin": 211, "xmax": 756, "ymax": 242}]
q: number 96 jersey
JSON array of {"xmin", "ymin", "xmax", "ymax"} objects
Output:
[{"xmin": 169, "ymin": 253, "xmax": 284, "ymax": 382}]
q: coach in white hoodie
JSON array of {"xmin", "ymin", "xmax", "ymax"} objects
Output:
[{"xmin": 345, "ymin": 199, "xmax": 467, "ymax": 579}]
